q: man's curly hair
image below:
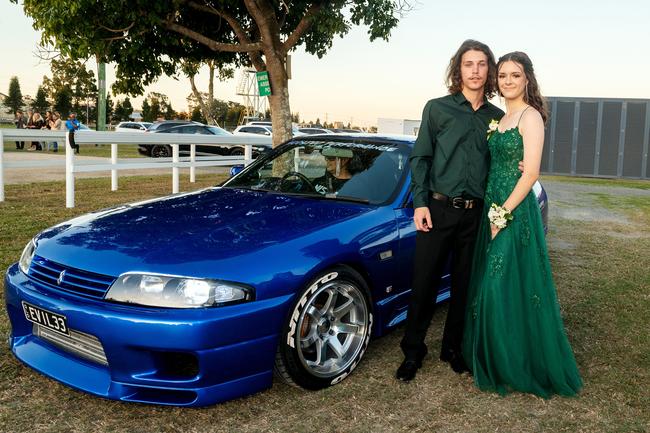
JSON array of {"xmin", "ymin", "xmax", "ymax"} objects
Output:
[{"xmin": 446, "ymin": 39, "xmax": 498, "ymax": 98}]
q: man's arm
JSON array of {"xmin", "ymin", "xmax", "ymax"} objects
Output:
[
  {"xmin": 409, "ymin": 100, "xmax": 437, "ymax": 231},
  {"xmin": 409, "ymin": 100, "xmax": 436, "ymax": 208}
]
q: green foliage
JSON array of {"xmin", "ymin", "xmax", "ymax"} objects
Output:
[
  {"xmin": 113, "ymin": 96, "xmax": 134, "ymax": 122},
  {"xmin": 20, "ymin": 1, "xmax": 403, "ymax": 97},
  {"xmin": 53, "ymin": 87, "xmax": 73, "ymax": 116},
  {"xmin": 5, "ymin": 76, "xmax": 24, "ymax": 114},
  {"xmin": 190, "ymin": 106, "xmax": 206, "ymax": 123},
  {"xmin": 31, "ymin": 86, "xmax": 50, "ymax": 112}
]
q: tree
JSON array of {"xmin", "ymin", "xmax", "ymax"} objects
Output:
[
  {"xmin": 53, "ymin": 86, "xmax": 73, "ymax": 116},
  {"xmin": 21, "ymin": 1, "xmax": 409, "ymax": 147},
  {"xmin": 190, "ymin": 106, "xmax": 206, "ymax": 123},
  {"xmin": 113, "ymin": 97, "xmax": 134, "ymax": 121},
  {"xmin": 32, "ymin": 86, "xmax": 50, "ymax": 112},
  {"xmin": 5, "ymin": 76, "xmax": 24, "ymax": 114},
  {"xmin": 141, "ymin": 100, "xmax": 152, "ymax": 122}
]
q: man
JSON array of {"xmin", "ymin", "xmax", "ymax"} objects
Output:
[
  {"xmin": 313, "ymin": 147, "xmax": 354, "ymax": 195},
  {"xmin": 65, "ymin": 112, "xmax": 81, "ymax": 154},
  {"xmin": 396, "ymin": 40, "xmax": 504, "ymax": 381},
  {"xmin": 14, "ymin": 110, "xmax": 25, "ymax": 149}
]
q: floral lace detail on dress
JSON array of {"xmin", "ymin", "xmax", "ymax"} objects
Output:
[
  {"xmin": 489, "ymin": 252, "xmax": 505, "ymax": 278},
  {"xmin": 520, "ymin": 213, "xmax": 530, "ymax": 246}
]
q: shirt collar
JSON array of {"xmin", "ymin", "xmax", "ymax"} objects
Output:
[{"xmin": 452, "ymin": 92, "xmax": 489, "ymax": 110}]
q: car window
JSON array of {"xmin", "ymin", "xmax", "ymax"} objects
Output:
[
  {"xmin": 225, "ymin": 140, "xmax": 410, "ymax": 205},
  {"xmin": 207, "ymin": 126, "xmax": 230, "ymax": 135}
]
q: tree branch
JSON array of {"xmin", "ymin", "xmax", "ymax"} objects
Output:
[
  {"xmin": 184, "ymin": 2, "xmax": 266, "ymax": 70},
  {"xmin": 282, "ymin": 2, "xmax": 324, "ymax": 54},
  {"xmin": 97, "ymin": 21, "xmax": 135, "ymax": 33},
  {"xmin": 165, "ymin": 21, "xmax": 263, "ymax": 52}
]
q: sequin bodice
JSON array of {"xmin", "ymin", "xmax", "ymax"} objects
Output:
[{"xmin": 485, "ymin": 127, "xmax": 524, "ymax": 204}]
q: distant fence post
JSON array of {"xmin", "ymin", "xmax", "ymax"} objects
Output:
[
  {"xmin": 111, "ymin": 143, "xmax": 118, "ymax": 191},
  {"xmin": 172, "ymin": 144, "xmax": 179, "ymax": 194},
  {"xmin": 0, "ymin": 129, "xmax": 5, "ymax": 202},
  {"xmin": 65, "ymin": 132, "xmax": 75, "ymax": 208},
  {"xmin": 245, "ymin": 144, "xmax": 252, "ymax": 166},
  {"xmin": 190, "ymin": 144, "xmax": 196, "ymax": 183}
]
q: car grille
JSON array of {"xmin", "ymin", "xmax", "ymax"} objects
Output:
[
  {"xmin": 33, "ymin": 323, "xmax": 109, "ymax": 366},
  {"xmin": 28, "ymin": 255, "xmax": 115, "ymax": 300}
]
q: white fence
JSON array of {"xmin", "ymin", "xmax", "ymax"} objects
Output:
[{"xmin": 0, "ymin": 129, "xmax": 272, "ymax": 208}]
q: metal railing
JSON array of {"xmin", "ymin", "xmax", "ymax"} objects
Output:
[{"xmin": 0, "ymin": 129, "xmax": 272, "ymax": 208}]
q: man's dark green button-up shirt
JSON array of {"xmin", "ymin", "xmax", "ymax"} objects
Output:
[{"xmin": 410, "ymin": 92, "xmax": 504, "ymax": 208}]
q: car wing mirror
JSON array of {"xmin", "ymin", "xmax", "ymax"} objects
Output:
[{"xmin": 230, "ymin": 165, "xmax": 245, "ymax": 177}]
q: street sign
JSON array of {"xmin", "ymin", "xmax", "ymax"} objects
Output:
[{"xmin": 256, "ymin": 71, "xmax": 271, "ymax": 96}]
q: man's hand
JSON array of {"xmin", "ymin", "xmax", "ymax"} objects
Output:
[
  {"xmin": 414, "ymin": 206, "xmax": 432, "ymax": 232},
  {"xmin": 518, "ymin": 160, "xmax": 524, "ymax": 173}
]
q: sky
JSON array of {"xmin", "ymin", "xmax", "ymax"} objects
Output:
[{"xmin": 1, "ymin": 1, "xmax": 649, "ymax": 127}]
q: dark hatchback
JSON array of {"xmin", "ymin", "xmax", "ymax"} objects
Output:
[{"xmin": 138, "ymin": 123, "xmax": 271, "ymax": 158}]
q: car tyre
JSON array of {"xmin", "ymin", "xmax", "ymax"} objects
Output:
[
  {"xmin": 151, "ymin": 145, "xmax": 172, "ymax": 158},
  {"xmin": 275, "ymin": 266, "xmax": 372, "ymax": 390},
  {"xmin": 229, "ymin": 147, "xmax": 244, "ymax": 156}
]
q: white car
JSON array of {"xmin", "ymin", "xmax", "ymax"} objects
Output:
[
  {"xmin": 234, "ymin": 122, "xmax": 306, "ymax": 137},
  {"xmin": 115, "ymin": 121, "xmax": 153, "ymax": 132}
]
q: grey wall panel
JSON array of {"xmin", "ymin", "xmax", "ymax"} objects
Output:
[
  {"xmin": 576, "ymin": 102, "xmax": 598, "ymax": 175},
  {"xmin": 622, "ymin": 103, "xmax": 646, "ymax": 177},
  {"xmin": 598, "ymin": 102, "xmax": 622, "ymax": 176},
  {"xmin": 541, "ymin": 103, "xmax": 553, "ymax": 172},
  {"xmin": 553, "ymin": 101, "xmax": 575, "ymax": 174}
]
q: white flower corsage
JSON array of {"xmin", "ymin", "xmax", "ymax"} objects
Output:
[
  {"xmin": 487, "ymin": 119, "xmax": 499, "ymax": 140},
  {"xmin": 488, "ymin": 203, "xmax": 513, "ymax": 229}
]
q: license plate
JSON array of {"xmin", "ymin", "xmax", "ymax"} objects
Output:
[{"xmin": 22, "ymin": 302, "xmax": 69, "ymax": 336}]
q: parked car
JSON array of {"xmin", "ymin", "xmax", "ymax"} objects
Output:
[
  {"xmin": 5, "ymin": 134, "xmax": 548, "ymax": 407},
  {"xmin": 115, "ymin": 121, "xmax": 153, "ymax": 132},
  {"xmin": 145, "ymin": 120, "xmax": 201, "ymax": 133},
  {"xmin": 139, "ymin": 123, "xmax": 270, "ymax": 158},
  {"xmin": 298, "ymin": 127, "xmax": 335, "ymax": 135},
  {"xmin": 331, "ymin": 128, "xmax": 364, "ymax": 133},
  {"xmin": 234, "ymin": 123, "xmax": 305, "ymax": 137}
]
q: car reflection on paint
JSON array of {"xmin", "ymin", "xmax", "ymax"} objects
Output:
[{"xmin": 4, "ymin": 134, "xmax": 548, "ymax": 406}]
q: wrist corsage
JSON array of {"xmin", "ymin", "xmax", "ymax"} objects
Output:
[{"xmin": 488, "ymin": 203, "xmax": 513, "ymax": 229}]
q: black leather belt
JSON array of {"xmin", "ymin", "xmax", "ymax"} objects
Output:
[{"xmin": 431, "ymin": 192, "xmax": 482, "ymax": 209}]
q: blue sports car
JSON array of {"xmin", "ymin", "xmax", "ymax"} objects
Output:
[{"xmin": 4, "ymin": 134, "xmax": 548, "ymax": 406}]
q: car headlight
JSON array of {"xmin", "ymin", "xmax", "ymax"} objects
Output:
[
  {"xmin": 19, "ymin": 239, "xmax": 36, "ymax": 275},
  {"xmin": 105, "ymin": 273, "xmax": 253, "ymax": 308}
]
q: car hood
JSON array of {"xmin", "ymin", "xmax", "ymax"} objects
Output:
[{"xmin": 34, "ymin": 188, "xmax": 373, "ymax": 278}]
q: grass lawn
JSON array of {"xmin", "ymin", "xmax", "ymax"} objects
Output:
[
  {"xmin": 0, "ymin": 176, "xmax": 648, "ymax": 432},
  {"xmin": 3, "ymin": 141, "xmax": 145, "ymax": 158}
]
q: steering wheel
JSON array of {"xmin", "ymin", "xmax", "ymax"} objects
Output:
[{"xmin": 279, "ymin": 171, "xmax": 317, "ymax": 193}]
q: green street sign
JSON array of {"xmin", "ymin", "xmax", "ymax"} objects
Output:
[{"xmin": 256, "ymin": 71, "xmax": 272, "ymax": 96}]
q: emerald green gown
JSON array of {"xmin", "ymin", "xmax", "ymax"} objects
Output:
[{"xmin": 462, "ymin": 127, "xmax": 582, "ymax": 398}]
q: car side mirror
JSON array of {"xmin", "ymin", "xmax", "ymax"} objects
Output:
[
  {"xmin": 264, "ymin": 131, "xmax": 271, "ymax": 136},
  {"xmin": 230, "ymin": 165, "xmax": 245, "ymax": 177}
]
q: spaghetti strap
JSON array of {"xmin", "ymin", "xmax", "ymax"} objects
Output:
[{"xmin": 517, "ymin": 106, "xmax": 531, "ymax": 127}]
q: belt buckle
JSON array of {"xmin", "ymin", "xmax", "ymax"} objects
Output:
[{"xmin": 451, "ymin": 197, "xmax": 465, "ymax": 209}]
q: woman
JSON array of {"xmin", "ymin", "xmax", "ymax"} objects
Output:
[
  {"xmin": 27, "ymin": 111, "xmax": 45, "ymax": 151},
  {"xmin": 461, "ymin": 52, "xmax": 582, "ymax": 398},
  {"xmin": 50, "ymin": 112, "xmax": 62, "ymax": 152}
]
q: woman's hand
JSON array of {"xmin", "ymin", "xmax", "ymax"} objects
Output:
[{"xmin": 490, "ymin": 224, "xmax": 501, "ymax": 240}]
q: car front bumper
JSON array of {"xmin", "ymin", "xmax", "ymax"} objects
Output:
[{"xmin": 5, "ymin": 263, "xmax": 291, "ymax": 406}]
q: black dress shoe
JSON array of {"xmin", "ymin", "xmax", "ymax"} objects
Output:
[
  {"xmin": 396, "ymin": 359, "xmax": 422, "ymax": 382},
  {"xmin": 449, "ymin": 353, "xmax": 470, "ymax": 374}
]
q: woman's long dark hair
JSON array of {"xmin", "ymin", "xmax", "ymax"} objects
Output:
[
  {"xmin": 446, "ymin": 39, "xmax": 498, "ymax": 99},
  {"xmin": 497, "ymin": 51, "xmax": 548, "ymax": 124}
]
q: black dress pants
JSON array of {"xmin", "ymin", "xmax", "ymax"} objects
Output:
[{"xmin": 400, "ymin": 199, "xmax": 482, "ymax": 360}]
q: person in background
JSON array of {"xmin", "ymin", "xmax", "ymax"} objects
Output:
[
  {"xmin": 42, "ymin": 111, "xmax": 53, "ymax": 151},
  {"xmin": 50, "ymin": 112, "xmax": 62, "ymax": 152},
  {"xmin": 27, "ymin": 111, "xmax": 45, "ymax": 151},
  {"xmin": 14, "ymin": 110, "xmax": 25, "ymax": 150},
  {"xmin": 65, "ymin": 112, "xmax": 80, "ymax": 154}
]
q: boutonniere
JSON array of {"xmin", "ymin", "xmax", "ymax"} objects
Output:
[{"xmin": 487, "ymin": 119, "xmax": 499, "ymax": 140}]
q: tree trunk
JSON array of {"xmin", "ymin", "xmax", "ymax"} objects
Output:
[
  {"xmin": 208, "ymin": 62, "xmax": 214, "ymax": 102},
  {"xmin": 265, "ymin": 54, "xmax": 292, "ymax": 148},
  {"xmin": 189, "ymin": 74, "xmax": 215, "ymax": 125}
]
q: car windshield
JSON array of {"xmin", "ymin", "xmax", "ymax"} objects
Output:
[
  {"xmin": 223, "ymin": 140, "xmax": 410, "ymax": 205},
  {"xmin": 207, "ymin": 126, "xmax": 231, "ymax": 135}
]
